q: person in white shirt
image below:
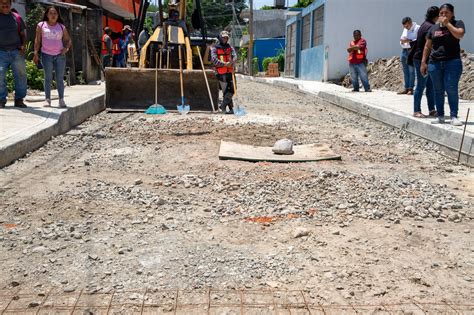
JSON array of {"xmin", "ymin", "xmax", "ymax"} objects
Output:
[{"xmin": 398, "ymin": 17, "xmax": 419, "ymax": 95}]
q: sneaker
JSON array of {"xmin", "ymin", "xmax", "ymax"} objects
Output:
[
  {"xmin": 451, "ymin": 117, "xmax": 463, "ymax": 126},
  {"xmin": 428, "ymin": 110, "xmax": 437, "ymax": 117},
  {"xmin": 58, "ymin": 99, "xmax": 67, "ymax": 108},
  {"xmin": 44, "ymin": 99, "xmax": 51, "ymax": 107},
  {"xmin": 14, "ymin": 99, "xmax": 27, "ymax": 108},
  {"xmin": 431, "ymin": 117, "xmax": 445, "ymax": 124},
  {"xmin": 397, "ymin": 89, "xmax": 408, "ymax": 95},
  {"xmin": 351, "ymin": 89, "xmax": 360, "ymax": 92},
  {"xmin": 407, "ymin": 89, "xmax": 413, "ymax": 95},
  {"xmin": 365, "ymin": 89, "xmax": 372, "ymax": 92},
  {"xmin": 225, "ymin": 109, "xmax": 234, "ymax": 115}
]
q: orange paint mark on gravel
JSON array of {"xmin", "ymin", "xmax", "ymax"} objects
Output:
[{"xmin": 3, "ymin": 223, "xmax": 17, "ymax": 229}]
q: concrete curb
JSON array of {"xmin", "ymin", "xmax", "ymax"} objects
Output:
[
  {"xmin": 0, "ymin": 92, "xmax": 104, "ymax": 168},
  {"xmin": 241, "ymin": 75, "xmax": 473, "ymax": 166}
]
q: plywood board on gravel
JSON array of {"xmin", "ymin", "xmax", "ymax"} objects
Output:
[{"xmin": 218, "ymin": 140, "xmax": 341, "ymax": 162}]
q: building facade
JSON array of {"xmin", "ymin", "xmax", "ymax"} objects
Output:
[{"xmin": 285, "ymin": 0, "xmax": 474, "ymax": 81}]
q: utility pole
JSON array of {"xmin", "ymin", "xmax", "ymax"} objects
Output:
[{"xmin": 248, "ymin": 0, "xmax": 254, "ymax": 76}]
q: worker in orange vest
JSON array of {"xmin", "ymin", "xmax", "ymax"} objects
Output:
[
  {"xmin": 210, "ymin": 31, "xmax": 237, "ymax": 114},
  {"xmin": 347, "ymin": 30, "xmax": 371, "ymax": 92},
  {"xmin": 101, "ymin": 27, "xmax": 113, "ymax": 68},
  {"xmin": 111, "ymin": 34, "xmax": 121, "ymax": 67}
]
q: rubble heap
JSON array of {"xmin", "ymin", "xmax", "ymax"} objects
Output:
[{"xmin": 342, "ymin": 52, "xmax": 474, "ymax": 101}]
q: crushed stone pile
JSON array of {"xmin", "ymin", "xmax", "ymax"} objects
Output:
[{"xmin": 342, "ymin": 52, "xmax": 474, "ymax": 101}]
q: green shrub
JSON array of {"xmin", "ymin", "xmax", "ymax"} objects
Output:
[
  {"xmin": 6, "ymin": 59, "xmax": 44, "ymax": 93},
  {"xmin": 262, "ymin": 57, "xmax": 274, "ymax": 72},
  {"xmin": 252, "ymin": 57, "xmax": 259, "ymax": 75},
  {"xmin": 275, "ymin": 49, "xmax": 285, "ymax": 72}
]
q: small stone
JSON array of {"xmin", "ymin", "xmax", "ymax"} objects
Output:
[
  {"xmin": 64, "ymin": 287, "xmax": 75, "ymax": 293},
  {"xmin": 332, "ymin": 230, "xmax": 340, "ymax": 235},
  {"xmin": 293, "ymin": 227, "xmax": 310, "ymax": 238},
  {"xmin": 134, "ymin": 179, "xmax": 143, "ymax": 185},
  {"xmin": 11, "ymin": 281, "xmax": 20, "ymax": 287},
  {"xmin": 28, "ymin": 301, "xmax": 40, "ymax": 308},
  {"xmin": 464, "ymin": 230, "xmax": 470, "ymax": 234},
  {"xmin": 84, "ymin": 161, "xmax": 90, "ymax": 166},
  {"xmin": 266, "ymin": 281, "xmax": 279, "ymax": 288}
]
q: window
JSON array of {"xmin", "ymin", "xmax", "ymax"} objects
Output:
[
  {"xmin": 301, "ymin": 15, "xmax": 310, "ymax": 50},
  {"xmin": 312, "ymin": 5, "xmax": 324, "ymax": 47}
]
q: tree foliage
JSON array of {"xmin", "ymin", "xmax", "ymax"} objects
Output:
[{"xmin": 292, "ymin": 0, "xmax": 313, "ymax": 8}]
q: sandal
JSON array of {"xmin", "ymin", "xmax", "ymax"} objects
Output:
[
  {"xmin": 413, "ymin": 112, "xmax": 427, "ymax": 118},
  {"xmin": 428, "ymin": 110, "xmax": 437, "ymax": 117}
]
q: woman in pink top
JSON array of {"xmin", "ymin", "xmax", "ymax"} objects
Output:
[{"xmin": 33, "ymin": 6, "xmax": 72, "ymax": 108}]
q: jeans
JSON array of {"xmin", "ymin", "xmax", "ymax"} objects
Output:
[
  {"xmin": 428, "ymin": 59, "xmax": 463, "ymax": 118},
  {"xmin": 0, "ymin": 49, "xmax": 27, "ymax": 101},
  {"xmin": 349, "ymin": 63, "xmax": 370, "ymax": 91},
  {"xmin": 102, "ymin": 55, "xmax": 112, "ymax": 68},
  {"xmin": 41, "ymin": 53, "xmax": 66, "ymax": 100},
  {"xmin": 413, "ymin": 59, "xmax": 435, "ymax": 113},
  {"xmin": 401, "ymin": 49, "xmax": 415, "ymax": 90}
]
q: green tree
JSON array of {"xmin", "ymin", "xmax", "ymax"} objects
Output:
[
  {"xmin": 292, "ymin": 0, "xmax": 313, "ymax": 8},
  {"xmin": 260, "ymin": 5, "xmax": 273, "ymax": 10}
]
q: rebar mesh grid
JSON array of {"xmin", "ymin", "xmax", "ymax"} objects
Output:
[{"xmin": 1, "ymin": 289, "xmax": 472, "ymax": 314}]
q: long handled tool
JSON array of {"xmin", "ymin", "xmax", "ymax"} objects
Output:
[
  {"xmin": 197, "ymin": 47, "xmax": 216, "ymax": 113},
  {"xmin": 457, "ymin": 108, "xmax": 470, "ymax": 163},
  {"xmin": 232, "ymin": 70, "xmax": 246, "ymax": 116},
  {"xmin": 177, "ymin": 44, "xmax": 190, "ymax": 114},
  {"xmin": 145, "ymin": 51, "xmax": 166, "ymax": 114}
]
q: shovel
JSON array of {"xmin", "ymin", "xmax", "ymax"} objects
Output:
[
  {"xmin": 232, "ymin": 70, "xmax": 246, "ymax": 116},
  {"xmin": 145, "ymin": 51, "xmax": 167, "ymax": 115},
  {"xmin": 177, "ymin": 44, "xmax": 190, "ymax": 114}
]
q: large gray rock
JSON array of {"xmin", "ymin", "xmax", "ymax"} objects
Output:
[{"xmin": 272, "ymin": 139, "xmax": 294, "ymax": 155}]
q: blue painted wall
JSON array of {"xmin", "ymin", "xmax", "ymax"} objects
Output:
[
  {"xmin": 299, "ymin": 45, "xmax": 324, "ymax": 81},
  {"xmin": 253, "ymin": 38, "xmax": 286, "ymax": 71}
]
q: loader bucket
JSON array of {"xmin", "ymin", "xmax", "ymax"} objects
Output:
[{"xmin": 105, "ymin": 68, "xmax": 219, "ymax": 112}]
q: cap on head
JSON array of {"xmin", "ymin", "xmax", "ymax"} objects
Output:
[
  {"xmin": 122, "ymin": 25, "xmax": 132, "ymax": 32},
  {"xmin": 104, "ymin": 26, "xmax": 111, "ymax": 33},
  {"xmin": 220, "ymin": 31, "xmax": 230, "ymax": 38}
]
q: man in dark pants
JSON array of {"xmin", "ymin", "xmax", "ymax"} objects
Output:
[
  {"xmin": 0, "ymin": 0, "xmax": 27, "ymax": 108},
  {"xmin": 101, "ymin": 27, "xmax": 113, "ymax": 68},
  {"xmin": 210, "ymin": 31, "xmax": 237, "ymax": 114}
]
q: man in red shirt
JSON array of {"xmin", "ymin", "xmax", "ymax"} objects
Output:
[{"xmin": 347, "ymin": 30, "xmax": 371, "ymax": 92}]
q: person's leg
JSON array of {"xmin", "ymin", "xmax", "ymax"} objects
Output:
[
  {"xmin": 11, "ymin": 50, "xmax": 27, "ymax": 102},
  {"xmin": 400, "ymin": 50, "xmax": 410, "ymax": 91},
  {"xmin": 425, "ymin": 75, "xmax": 436, "ymax": 113},
  {"xmin": 357, "ymin": 63, "xmax": 371, "ymax": 91},
  {"xmin": 428, "ymin": 61, "xmax": 445, "ymax": 119},
  {"xmin": 225, "ymin": 73, "xmax": 234, "ymax": 112},
  {"xmin": 413, "ymin": 59, "xmax": 426, "ymax": 113},
  {"xmin": 443, "ymin": 58, "xmax": 462, "ymax": 119},
  {"xmin": 408, "ymin": 63, "xmax": 415, "ymax": 92},
  {"xmin": 41, "ymin": 53, "xmax": 54, "ymax": 101},
  {"xmin": 54, "ymin": 54, "xmax": 66, "ymax": 100},
  {"xmin": 0, "ymin": 50, "xmax": 11, "ymax": 105},
  {"xmin": 349, "ymin": 64, "xmax": 359, "ymax": 91}
]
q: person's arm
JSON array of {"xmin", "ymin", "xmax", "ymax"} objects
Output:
[
  {"xmin": 420, "ymin": 38, "xmax": 432, "ymax": 75},
  {"xmin": 33, "ymin": 25, "xmax": 42, "ymax": 64},
  {"xmin": 61, "ymin": 27, "xmax": 72, "ymax": 55},
  {"xmin": 210, "ymin": 46, "xmax": 225, "ymax": 67},
  {"xmin": 439, "ymin": 17, "xmax": 465, "ymax": 39},
  {"xmin": 106, "ymin": 37, "xmax": 112, "ymax": 56},
  {"xmin": 18, "ymin": 18, "xmax": 27, "ymax": 55},
  {"xmin": 230, "ymin": 46, "xmax": 237, "ymax": 64}
]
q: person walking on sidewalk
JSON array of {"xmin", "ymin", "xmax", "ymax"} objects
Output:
[
  {"xmin": 412, "ymin": 6, "xmax": 439, "ymax": 118},
  {"xmin": 101, "ymin": 27, "xmax": 113, "ymax": 68},
  {"xmin": 398, "ymin": 17, "xmax": 419, "ymax": 95},
  {"xmin": 421, "ymin": 3, "xmax": 465, "ymax": 126},
  {"xmin": 33, "ymin": 6, "xmax": 72, "ymax": 108},
  {"xmin": 347, "ymin": 30, "xmax": 371, "ymax": 92},
  {"xmin": 211, "ymin": 30, "xmax": 237, "ymax": 114},
  {"xmin": 0, "ymin": 0, "xmax": 27, "ymax": 109}
]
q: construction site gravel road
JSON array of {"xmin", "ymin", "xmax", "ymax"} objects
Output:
[{"xmin": 1, "ymin": 79, "xmax": 473, "ymax": 312}]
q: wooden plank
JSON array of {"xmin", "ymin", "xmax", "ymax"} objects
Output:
[{"xmin": 218, "ymin": 141, "xmax": 341, "ymax": 162}]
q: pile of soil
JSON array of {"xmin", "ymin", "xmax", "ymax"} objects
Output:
[{"xmin": 342, "ymin": 52, "xmax": 474, "ymax": 100}]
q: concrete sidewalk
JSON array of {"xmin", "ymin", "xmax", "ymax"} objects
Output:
[
  {"xmin": 244, "ymin": 75, "xmax": 474, "ymax": 166},
  {"xmin": 0, "ymin": 84, "xmax": 104, "ymax": 168}
]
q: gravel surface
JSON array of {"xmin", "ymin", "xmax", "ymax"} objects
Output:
[{"xmin": 1, "ymin": 78, "xmax": 473, "ymax": 307}]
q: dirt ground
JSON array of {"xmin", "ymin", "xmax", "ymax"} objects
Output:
[{"xmin": 0, "ymin": 79, "xmax": 473, "ymax": 312}]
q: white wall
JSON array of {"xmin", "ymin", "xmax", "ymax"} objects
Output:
[{"xmin": 324, "ymin": 0, "xmax": 474, "ymax": 80}]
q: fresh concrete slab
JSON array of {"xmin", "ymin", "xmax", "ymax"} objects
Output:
[
  {"xmin": 0, "ymin": 84, "xmax": 104, "ymax": 168},
  {"xmin": 219, "ymin": 140, "xmax": 341, "ymax": 162},
  {"xmin": 244, "ymin": 75, "xmax": 474, "ymax": 166}
]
